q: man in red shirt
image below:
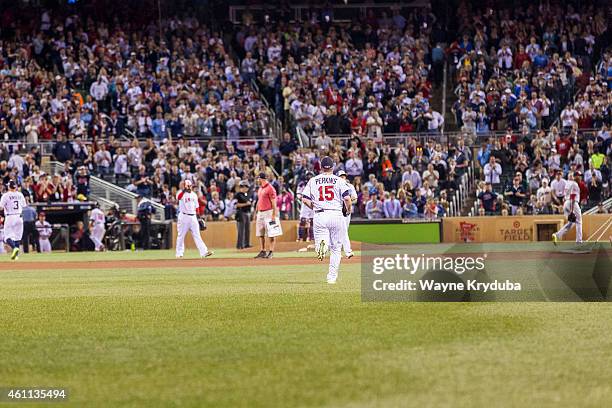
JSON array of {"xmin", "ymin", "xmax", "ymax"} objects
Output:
[
  {"xmin": 555, "ymin": 133, "xmax": 572, "ymax": 161},
  {"xmin": 575, "ymin": 171, "xmax": 589, "ymax": 205},
  {"xmin": 254, "ymin": 172, "xmax": 279, "ymax": 259}
]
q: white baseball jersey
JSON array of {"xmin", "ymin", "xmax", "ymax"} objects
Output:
[
  {"xmin": 302, "ymin": 174, "xmax": 350, "ymax": 211},
  {"xmin": 177, "ymin": 190, "xmax": 199, "ymax": 215},
  {"xmin": 302, "ymin": 173, "xmax": 351, "ymax": 283},
  {"xmin": 36, "ymin": 220, "xmax": 52, "ymax": 238},
  {"xmin": 91, "ymin": 208, "xmax": 105, "ymax": 225},
  {"xmin": 1, "ymin": 191, "xmax": 26, "ymax": 216},
  {"xmin": 343, "ymin": 180, "xmax": 358, "ymax": 201},
  {"xmin": 562, "ymin": 200, "xmax": 582, "ymax": 221},
  {"xmin": 563, "ymin": 180, "xmax": 580, "ymax": 200}
]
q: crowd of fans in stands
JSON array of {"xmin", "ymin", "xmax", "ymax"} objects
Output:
[
  {"xmin": 0, "ymin": 2, "xmax": 610, "ymax": 223},
  {"xmin": 234, "ymin": 9, "xmax": 445, "ymax": 137},
  {"xmin": 0, "ymin": 10, "xmax": 271, "ymax": 147},
  {"xmin": 449, "ymin": 3, "xmax": 610, "ymax": 137}
]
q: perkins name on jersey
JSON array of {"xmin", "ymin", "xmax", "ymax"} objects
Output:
[{"xmin": 315, "ymin": 177, "xmax": 338, "ymax": 185}]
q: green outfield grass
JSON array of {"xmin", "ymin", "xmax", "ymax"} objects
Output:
[
  {"xmin": 1, "ymin": 249, "xmax": 612, "ymax": 407},
  {"xmin": 0, "ymin": 241, "xmax": 594, "ymax": 262}
]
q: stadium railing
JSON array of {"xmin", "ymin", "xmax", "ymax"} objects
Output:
[{"xmin": 229, "ymin": 1, "xmax": 429, "ymax": 24}]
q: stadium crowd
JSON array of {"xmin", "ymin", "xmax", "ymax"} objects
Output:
[
  {"xmin": 0, "ymin": 2, "xmax": 609, "ymax": 225},
  {"xmin": 234, "ymin": 10, "xmax": 445, "ymax": 137}
]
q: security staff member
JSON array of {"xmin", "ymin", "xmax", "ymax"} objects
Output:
[
  {"xmin": 21, "ymin": 203, "xmax": 38, "ymax": 253},
  {"xmin": 235, "ymin": 180, "xmax": 252, "ymax": 249}
]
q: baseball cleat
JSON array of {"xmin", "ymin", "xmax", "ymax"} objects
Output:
[
  {"xmin": 10, "ymin": 248, "xmax": 19, "ymax": 260},
  {"xmin": 265, "ymin": 251, "xmax": 273, "ymax": 259},
  {"xmin": 254, "ymin": 250, "xmax": 267, "ymax": 259},
  {"xmin": 176, "ymin": 255, "xmax": 183, "ymax": 259},
  {"xmin": 317, "ymin": 240, "xmax": 327, "ymax": 261},
  {"xmin": 346, "ymin": 252, "xmax": 354, "ymax": 259},
  {"xmin": 552, "ymin": 233, "xmax": 558, "ymax": 246},
  {"xmin": 326, "ymin": 279, "xmax": 337, "ymax": 284},
  {"xmin": 202, "ymin": 251, "xmax": 214, "ymax": 258}
]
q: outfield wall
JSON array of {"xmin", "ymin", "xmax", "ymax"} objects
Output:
[
  {"xmin": 442, "ymin": 214, "xmax": 611, "ymax": 243},
  {"xmin": 171, "ymin": 220, "xmax": 299, "ymax": 249},
  {"xmin": 172, "ymin": 214, "xmax": 610, "ymax": 249}
]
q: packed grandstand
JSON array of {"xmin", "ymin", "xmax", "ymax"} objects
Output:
[{"xmin": 0, "ymin": 0, "xmax": 610, "ymax": 228}]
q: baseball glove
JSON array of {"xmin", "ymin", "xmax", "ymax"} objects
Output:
[
  {"xmin": 567, "ymin": 212, "xmax": 577, "ymax": 223},
  {"xmin": 198, "ymin": 218, "xmax": 207, "ymax": 231},
  {"xmin": 342, "ymin": 203, "xmax": 350, "ymax": 217}
]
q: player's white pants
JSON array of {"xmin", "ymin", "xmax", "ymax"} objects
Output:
[
  {"xmin": 39, "ymin": 238, "xmax": 52, "ymax": 252},
  {"xmin": 555, "ymin": 221, "xmax": 583, "ymax": 243},
  {"xmin": 313, "ymin": 211, "xmax": 344, "ymax": 282},
  {"xmin": 176, "ymin": 213, "xmax": 208, "ymax": 257},
  {"xmin": 91, "ymin": 224, "xmax": 106, "ymax": 251},
  {"xmin": 4, "ymin": 214, "xmax": 23, "ymax": 242},
  {"xmin": 342, "ymin": 214, "xmax": 352, "ymax": 255}
]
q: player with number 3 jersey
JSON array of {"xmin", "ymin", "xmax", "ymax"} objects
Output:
[{"xmin": 0, "ymin": 180, "xmax": 27, "ymax": 260}]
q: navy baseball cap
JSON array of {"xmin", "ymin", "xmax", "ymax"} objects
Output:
[
  {"xmin": 321, "ymin": 156, "xmax": 334, "ymax": 169},
  {"xmin": 8, "ymin": 180, "xmax": 16, "ymax": 189}
]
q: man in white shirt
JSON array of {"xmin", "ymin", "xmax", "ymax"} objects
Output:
[
  {"xmin": 483, "ymin": 156, "xmax": 502, "ymax": 186},
  {"xmin": 175, "ymin": 179, "xmax": 213, "ymax": 259},
  {"xmin": 89, "ymin": 77, "xmax": 108, "ymax": 102},
  {"xmin": 560, "ymin": 107, "xmax": 579, "ymax": 129},
  {"xmin": 94, "ymin": 143, "xmax": 112, "ymax": 176},
  {"xmin": 550, "ymin": 170, "xmax": 566, "ymax": 210}
]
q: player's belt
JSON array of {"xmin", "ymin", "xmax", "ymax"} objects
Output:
[
  {"xmin": 182, "ymin": 213, "xmax": 196, "ymax": 216},
  {"xmin": 314, "ymin": 209, "xmax": 341, "ymax": 213}
]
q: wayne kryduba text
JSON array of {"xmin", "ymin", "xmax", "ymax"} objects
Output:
[{"xmin": 372, "ymin": 279, "xmax": 522, "ymax": 292}]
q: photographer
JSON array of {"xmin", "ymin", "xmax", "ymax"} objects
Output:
[{"xmin": 137, "ymin": 195, "xmax": 154, "ymax": 249}]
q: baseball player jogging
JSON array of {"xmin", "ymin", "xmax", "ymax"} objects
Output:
[
  {"xmin": 301, "ymin": 156, "xmax": 353, "ymax": 284},
  {"xmin": 0, "ymin": 180, "xmax": 27, "ymax": 260},
  {"xmin": 36, "ymin": 212, "xmax": 53, "ymax": 252},
  {"xmin": 176, "ymin": 179, "xmax": 214, "ymax": 258},
  {"xmin": 90, "ymin": 203, "xmax": 106, "ymax": 251},
  {"xmin": 553, "ymin": 171, "xmax": 582, "ymax": 245},
  {"xmin": 336, "ymin": 170, "xmax": 357, "ymax": 258}
]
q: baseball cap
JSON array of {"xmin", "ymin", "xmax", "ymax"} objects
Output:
[
  {"xmin": 239, "ymin": 180, "xmax": 250, "ymax": 187},
  {"xmin": 336, "ymin": 170, "xmax": 347, "ymax": 177},
  {"xmin": 258, "ymin": 172, "xmax": 267, "ymax": 179},
  {"xmin": 7, "ymin": 180, "xmax": 16, "ymax": 189},
  {"xmin": 321, "ymin": 156, "xmax": 334, "ymax": 170},
  {"xmin": 184, "ymin": 179, "xmax": 193, "ymax": 187},
  {"xmin": 39, "ymin": 211, "xmax": 46, "ymax": 216}
]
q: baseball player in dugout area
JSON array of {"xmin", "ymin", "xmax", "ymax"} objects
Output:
[
  {"xmin": 301, "ymin": 156, "xmax": 353, "ymax": 284},
  {"xmin": 254, "ymin": 172, "xmax": 280, "ymax": 259},
  {"xmin": 0, "ymin": 180, "xmax": 27, "ymax": 260},
  {"xmin": 175, "ymin": 179, "xmax": 214, "ymax": 259}
]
